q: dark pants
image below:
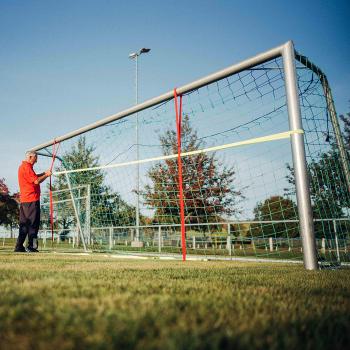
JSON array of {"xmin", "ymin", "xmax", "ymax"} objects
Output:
[{"xmin": 16, "ymin": 201, "xmax": 40, "ymax": 249}]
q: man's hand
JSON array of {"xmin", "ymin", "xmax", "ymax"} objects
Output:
[{"xmin": 34, "ymin": 170, "xmax": 52, "ymax": 185}]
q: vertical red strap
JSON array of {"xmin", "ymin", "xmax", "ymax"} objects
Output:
[
  {"xmin": 174, "ymin": 88, "xmax": 186, "ymax": 261},
  {"xmin": 49, "ymin": 140, "xmax": 60, "ymax": 243}
]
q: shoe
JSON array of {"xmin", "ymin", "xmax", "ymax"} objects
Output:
[
  {"xmin": 26, "ymin": 247, "xmax": 39, "ymax": 253},
  {"xmin": 14, "ymin": 246, "xmax": 26, "ymax": 252}
]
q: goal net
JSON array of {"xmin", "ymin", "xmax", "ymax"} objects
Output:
[
  {"xmin": 39, "ymin": 185, "xmax": 89, "ymax": 248},
  {"xmin": 33, "ymin": 41, "xmax": 350, "ymax": 268}
]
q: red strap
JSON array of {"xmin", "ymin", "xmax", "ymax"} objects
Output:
[
  {"xmin": 174, "ymin": 88, "xmax": 186, "ymax": 261},
  {"xmin": 49, "ymin": 140, "xmax": 60, "ymax": 243},
  {"xmin": 50, "ymin": 141, "xmax": 59, "ymax": 172}
]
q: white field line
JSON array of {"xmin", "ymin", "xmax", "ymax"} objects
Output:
[
  {"xmin": 53, "ymin": 129, "xmax": 304, "ymax": 176},
  {"xmin": 53, "ymin": 252, "xmax": 91, "ymax": 256},
  {"xmin": 52, "ymin": 251, "xmax": 303, "ymax": 264},
  {"xmin": 106, "ymin": 251, "xmax": 304, "ymax": 264},
  {"xmin": 108, "ymin": 254, "xmax": 150, "ymax": 260},
  {"xmin": 31, "ymin": 251, "xmax": 350, "ymax": 266}
]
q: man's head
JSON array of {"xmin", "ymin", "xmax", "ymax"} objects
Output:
[{"xmin": 25, "ymin": 151, "xmax": 38, "ymax": 165}]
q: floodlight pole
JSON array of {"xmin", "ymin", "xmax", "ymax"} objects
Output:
[
  {"xmin": 282, "ymin": 41, "xmax": 318, "ymax": 270},
  {"xmin": 129, "ymin": 48, "xmax": 151, "ymax": 242},
  {"xmin": 135, "ymin": 54, "xmax": 139, "ymax": 242}
]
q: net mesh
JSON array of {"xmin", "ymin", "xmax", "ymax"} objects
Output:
[{"xmin": 36, "ymin": 55, "xmax": 349, "ymax": 264}]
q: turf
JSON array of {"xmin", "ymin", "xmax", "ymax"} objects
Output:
[{"xmin": 0, "ymin": 252, "xmax": 349, "ymax": 350}]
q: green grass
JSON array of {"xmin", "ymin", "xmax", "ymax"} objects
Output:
[{"xmin": 0, "ymin": 252, "xmax": 349, "ymax": 350}]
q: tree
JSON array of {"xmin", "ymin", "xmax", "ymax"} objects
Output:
[
  {"xmin": 0, "ymin": 178, "xmax": 9, "ymax": 195},
  {"xmin": 251, "ymin": 195, "xmax": 298, "ymax": 238},
  {"xmin": 142, "ymin": 116, "xmax": 243, "ymax": 224},
  {"xmin": 48, "ymin": 136, "xmax": 136, "ymax": 233},
  {"xmin": 285, "ymin": 150, "xmax": 349, "ymax": 219},
  {"xmin": 0, "ymin": 178, "xmax": 19, "ymax": 236},
  {"xmin": 284, "ymin": 114, "xmax": 350, "ymax": 238}
]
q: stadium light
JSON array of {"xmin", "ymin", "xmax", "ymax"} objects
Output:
[
  {"xmin": 128, "ymin": 48, "xmax": 151, "ymax": 60},
  {"xmin": 140, "ymin": 48, "xmax": 151, "ymax": 54}
]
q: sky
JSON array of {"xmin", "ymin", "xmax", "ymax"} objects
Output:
[{"xmin": 0, "ymin": 0, "xmax": 349, "ymax": 193}]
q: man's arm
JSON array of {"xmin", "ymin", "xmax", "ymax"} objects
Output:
[{"xmin": 34, "ymin": 170, "xmax": 52, "ymax": 185}]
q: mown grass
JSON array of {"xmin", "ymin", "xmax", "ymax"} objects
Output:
[{"xmin": 0, "ymin": 252, "xmax": 349, "ymax": 350}]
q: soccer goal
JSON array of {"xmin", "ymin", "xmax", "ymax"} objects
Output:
[{"xmin": 31, "ymin": 41, "xmax": 350, "ymax": 269}]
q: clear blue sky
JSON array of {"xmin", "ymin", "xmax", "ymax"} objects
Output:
[{"xmin": 0, "ymin": 0, "xmax": 349, "ymax": 192}]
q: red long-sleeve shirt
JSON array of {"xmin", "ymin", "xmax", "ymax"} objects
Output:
[{"xmin": 18, "ymin": 161, "xmax": 40, "ymax": 203}]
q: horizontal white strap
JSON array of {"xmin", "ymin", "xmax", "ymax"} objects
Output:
[{"xmin": 54, "ymin": 129, "xmax": 304, "ymax": 176}]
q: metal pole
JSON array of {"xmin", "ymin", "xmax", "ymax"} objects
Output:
[
  {"xmin": 86, "ymin": 184, "xmax": 91, "ymax": 246},
  {"xmin": 135, "ymin": 54, "xmax": 140, "ymax": 242},
  {"xmin": 109, "ymin": 227, "xmax": 113, "ymax": 250},
  {"xmin": 227, "ymin": 224, "xmax": 232, "ymax": 256},
  {"xmin": 333, "ymin": 220, "xmax": 340, "ymax": 262},
  {"xmin": 282, "ymin": 41, "xmax": 318, "ymax": 270},
  {"xmin": 158, "ymin": 226, "xmax": 162, "ymax": 253}
]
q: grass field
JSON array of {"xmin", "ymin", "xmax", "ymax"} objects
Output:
[{"xmin": 0, "ymin": 252, "xmax": 349, "ymax": 350}]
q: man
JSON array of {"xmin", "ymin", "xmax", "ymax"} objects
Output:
[{"xmin": 14, "ymin": 151, "xmax": 52, "ymax": 252}]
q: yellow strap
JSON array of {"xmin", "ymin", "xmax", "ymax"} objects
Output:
[{"xmin": 54, "ymin": 129, "xmax": 304, "ymax": 176}]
